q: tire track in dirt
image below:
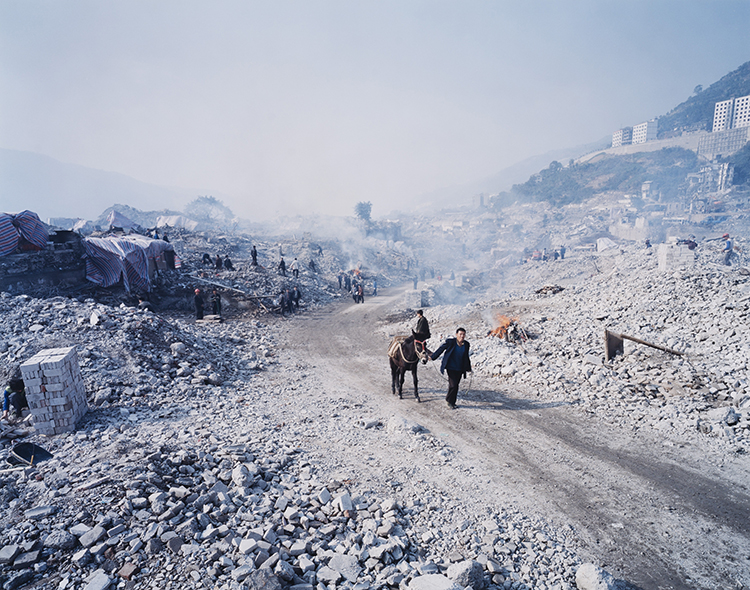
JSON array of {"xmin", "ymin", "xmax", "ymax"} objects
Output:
[{"xmin": 287, "ymin": 291, "xmax": 750, "ymax": 590}]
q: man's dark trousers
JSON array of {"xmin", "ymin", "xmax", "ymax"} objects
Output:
[{"xmin": 446, "ymin": 370, "xmax": 463, "ymax": 407}]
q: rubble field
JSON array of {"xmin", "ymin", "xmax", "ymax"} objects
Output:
[{"xmin": 1, "ymin": 233, "xmax": 749, "ymax": 590}]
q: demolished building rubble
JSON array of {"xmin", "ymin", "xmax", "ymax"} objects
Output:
[{"xmin": 390, "ymin": 242, "xmax": 750, "ymax": 450}]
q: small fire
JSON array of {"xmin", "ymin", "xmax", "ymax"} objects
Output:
[{"xmin": 489, "ymin": 314, "xmax": 516, "ymax": 339}]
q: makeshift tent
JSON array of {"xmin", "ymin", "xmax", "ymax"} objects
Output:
[
  {"xmin": 72, "ymin": 219, "xmax": 96, "ymax": 234},
  {"xmin": 0, "ymin": 210, "xmax": 49, "ymax": 256},
  {"xmin": 596, "ymin": 237, "xmax": 618, "ymax": 252},
  {"xmin": 106, "ymin": 210, "xmax": 140, "ymax": 230},
  {"xmin": 83, "ymin": 235, "xmax": 175, "ymax": 292},
  {"xmin": 156, "ymin": 215, "xmax": 199, "ymax": 231}
]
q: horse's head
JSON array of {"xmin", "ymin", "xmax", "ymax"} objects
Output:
[{"xmin": 414, "ymin": 339, "xmax": 431, "ymax": 364}]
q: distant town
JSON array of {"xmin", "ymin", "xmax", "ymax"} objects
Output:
[{"xmin": 610, "ymin": 93, "xmax": 750, "ymax": 161}]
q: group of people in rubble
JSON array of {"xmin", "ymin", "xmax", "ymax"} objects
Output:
[
  {"xmin": 277, "ymin": 257, "xmax": 316, "ymax": 277},
  {"xmin": 336, "ymin": 270, "xmax": 374, "ymax": 303},
  {"xmin": 146, "ymin": 228, "xmax": 169, "ymax": 242},
  {"xmin": 201, "ymin": 253, "xmax": 234, "ymax": 271},
  {"xmin": 644, "ymin": 233, "xmax": 736, "ymax": 266},
  {"xmin": 277, "ymin": 286, "xmax": 302, "ymax": 315},
  {"xmin": 193, "ymin": 288, "xmax": 223, "ymax": 320},
  {"xmin": 529, "ymin": 246, "xmax": 566, "ymax": 262}
]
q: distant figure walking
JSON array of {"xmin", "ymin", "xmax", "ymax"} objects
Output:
[
  {"xmin": 372, "ymin": 279, "xmax": 378, "ymax": 296},
  {"xmin": 278, "ymin": 258, "xmax": 286, "ymax": 276},
  {"xmin": 194, "ymin": 289, "xmax": 204, "ymax": 320},
  {"xmin": 215, "ymin": 255, "xmax": 223, "ymax": 270},
  {"xmin": 211, "ymin": 289, "xmax": 222, "ymax": 317},
  {"xmin": 290, "ymin": 258, "xmax": 299, "ymax": 278},
  {"xmin": 251, "ymin": 246, "xmax": 258, "ymax": 266},
  {"xmin": 223, "ymin": 257, "xmax": 234, "ymax": 271},
  {"xmin": 723, "ymin": 233, "xmax": 733, "ymax": 266}
]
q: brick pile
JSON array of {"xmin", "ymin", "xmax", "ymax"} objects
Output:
[
  {"xmin": 20, "ymin": 346, "xmax": 87, "ymax": 435},
  {"xmin": 657, "ymin": 243, "xmax": 695, "ymax": 272}
]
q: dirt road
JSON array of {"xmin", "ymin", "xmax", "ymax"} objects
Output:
[{"xmin": 280, "ymin": 289, "xmax": 750, "ymax": 590}]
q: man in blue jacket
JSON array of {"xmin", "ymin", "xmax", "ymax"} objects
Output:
[{"xmin": 430, "ymin": 328, "xmax": 472, "ymax": 409}]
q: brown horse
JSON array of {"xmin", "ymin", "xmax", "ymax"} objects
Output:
[{"xmin": 388, "ymin": 332, "xmax": 431, "ymax": 401}]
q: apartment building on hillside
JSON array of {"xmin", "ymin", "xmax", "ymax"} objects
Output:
[
  {"xmin": 712, "ymin": 95, "xmax": 750, "ymax": 131},
  {"xmin": 632, "ymin": 120, "xmax": 658, "ymax": 144},
  {"xmin": 612, "ymin": 127, "xmax": 632, "ymax": 147}
]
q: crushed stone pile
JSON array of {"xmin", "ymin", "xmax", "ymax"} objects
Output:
[
  {"xmin": 0, "ymin": 292, "xmax": 271, "ymax": 406},
  {"xmin": 0, "ymin": 292, "xmax": 593, "ymax": 590},
  {"xmin": 389, "ymin": 244, "xmax": 750, "ymax": 453}
]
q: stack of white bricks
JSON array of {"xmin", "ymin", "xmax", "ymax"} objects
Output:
[
  {"xmin": 20, "ymin": 346, "xmax": 88, "ymax": 436},
  {"xmin": 657, "ymin": 244, "xmax": 695, "ymax": 272}
]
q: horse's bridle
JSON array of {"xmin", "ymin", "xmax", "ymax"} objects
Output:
[{"xmin": 413, "ymin": 339, "xmax": 429, "ymax": 363}]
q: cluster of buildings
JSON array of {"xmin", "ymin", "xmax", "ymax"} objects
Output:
[
  {"xmin": 698, "ymin": 94, "xmax": 750, "ymax": 159},
  {"xmin": 610, "ymin": 94, "xmax": 750, "ymax": 160},
  {"xmin": 612, "ymin": 119, "xmax": 658, "ymax": 147},
  {"xmin": 712, "ymin": 95, "xmax": 750, "ymax": 132}
]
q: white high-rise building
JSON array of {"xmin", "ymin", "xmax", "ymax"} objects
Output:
[
  {"xmin": 632, "ymin": 120, "xmax": 657, "ymax": 144},
  {"xmin": 612, "ymin": 127, "xmax": 632, "ymax": 147},
  {"xmin": 733, "ymin": 95, "xmax": 750, "ymax": 129},
  {"xmin": 713, "ymin": 99, "xmax": 735, "ymax": 131}
]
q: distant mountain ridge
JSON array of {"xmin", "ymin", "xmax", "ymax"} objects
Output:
[{"xmin": 0, "ymin": 148, "xmax": 204, "ymax": 220}]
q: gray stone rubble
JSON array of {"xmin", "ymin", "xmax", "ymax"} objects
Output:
[
  {"xmin": 391, "ymin": 244, "xmax": 750, "ymax": 453},
  {"xmin": 0, "ymin": 291, "xmax": 592, "ymax": 590}
]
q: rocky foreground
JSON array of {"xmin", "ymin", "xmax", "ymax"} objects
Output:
[{"xmin": 0, "ymin": 291, "xmax": 625, "ymax": 590}]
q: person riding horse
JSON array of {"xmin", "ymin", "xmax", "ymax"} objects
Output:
[{"xmin": 414, "ymin": 310, "xmax": 430, "ymax": 341}]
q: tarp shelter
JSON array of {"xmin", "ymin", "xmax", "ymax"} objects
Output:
[
  {"xmin": 596, "ymin": 237, "xmax": 618, "ymax": 252},
  {"xmin": 82, "ymin": 235, "xmax": 176, "ymax": 292},
  {"xmin": 72, "ymin": 219, "xmax": 96, "ymax": 234},
  {"xmin": 156, "ymin": 215, "xmax": 199, "ymax": 231},
  {"xmin": 0, "ymin": 210, "xmax": 49, "ymax": 256},
  {"xmin": 106, "ymin": 210, "xmax": 140, "ymax": 230}
]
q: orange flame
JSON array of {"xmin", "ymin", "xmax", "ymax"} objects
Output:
[{"xmin": 489, "ymin": 314, "xmax": 517, "ymax": 338}]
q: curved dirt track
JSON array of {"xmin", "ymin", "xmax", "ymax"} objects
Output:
[{"xmin": 282, "ymin": 288, "xmax": 750, "ymax": 590}]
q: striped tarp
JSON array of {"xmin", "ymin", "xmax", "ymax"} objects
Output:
[
  {"xmin": 13, "ymin": 210, "xmax": 48, "ymax": 249},
  {"xmin": 0, "ymin": 214, "xmax": 19, "ymax": 256},
  {"xmin": 0, "ymin": 210, "xmax": 49, "ymax": 256},
  {"xmin": 83, "ymin": 237, "xmax": 150, "ymax": 292},
  {"xmin": 83, "ymin": 235, "xmax": 175, "ymax": 292}
]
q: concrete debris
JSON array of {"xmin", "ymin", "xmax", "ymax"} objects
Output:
[
  {"xmin": 406, "ymin": 242, "xmax": 750, "ymax": 452},
  {"xmin": 11, "ymin": 215, "xmax": 748, "ymax": 590},
  {"xmin": 0, "ymin": 303, "xmax": 583, "ymax": 590},
  {"xmin": 575, "ymin": 563, "xmax": 619, "ymax": 590}
]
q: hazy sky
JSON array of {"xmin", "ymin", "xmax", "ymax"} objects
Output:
[{"xmin": 1, "ymin": 1, "xmax": 749, "ymax": 220}]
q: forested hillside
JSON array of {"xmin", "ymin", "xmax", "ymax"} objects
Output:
[
  {"xmin": 493, "ymin": 148, "xmax": 700, "ymax": 207},
  {"xmin": 657, "ymin": 61, "xmax": 750, "ymax": 137}
]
